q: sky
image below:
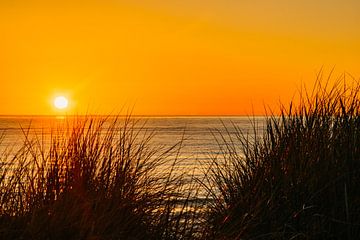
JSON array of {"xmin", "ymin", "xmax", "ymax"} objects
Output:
[{"xmin": 0, "ymin": 0, "xmax": 359, "ymax": 115}]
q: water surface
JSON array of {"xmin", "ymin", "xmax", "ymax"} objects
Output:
[{"xmin": 0, "ymin": 116, "xmax": 266, "ymax": 175}]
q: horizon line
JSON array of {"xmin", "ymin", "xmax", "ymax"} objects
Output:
[{"xmin": 0, "ymin": 114, "xmax": 270, "ymax": 118}]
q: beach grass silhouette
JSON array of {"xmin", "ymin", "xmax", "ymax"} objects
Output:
[{"xmin": 202, "ymin": 73, "xmax": 360, "ymax": 239}]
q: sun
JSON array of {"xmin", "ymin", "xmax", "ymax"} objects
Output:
[{"xmin": 54, "ymin": 96, "xmax": 69, "ymax": 110}]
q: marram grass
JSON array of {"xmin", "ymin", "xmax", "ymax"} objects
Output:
[
  {"xmin": 0, "ymin": 116, "xmax": 202, "ymax": 240},
  {"xmin": 203, "ymin": 75, "xmax": 360, "ymax": 239}
]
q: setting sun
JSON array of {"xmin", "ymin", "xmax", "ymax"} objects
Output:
[{"xmin": 54, "ymin": 96, "xmax": 68, "ymax": 110}]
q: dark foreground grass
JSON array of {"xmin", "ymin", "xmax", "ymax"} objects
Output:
[
  {"xmin": 203, "ymin": 76, "xmax": 360, "ymax": 239},
  {"xmin": 0, "ymin": 116, "xmax": 202, "ymax": 240},
  {"xmin": 1, "ymin": 74, "xmax": 360, "ymax": 240}
]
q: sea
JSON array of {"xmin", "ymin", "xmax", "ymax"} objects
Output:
[{"xmin": 0, "ymin": 116, "xmax": 267, "ymax": 177}]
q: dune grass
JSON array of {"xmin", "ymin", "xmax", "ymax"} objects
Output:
[
  {"xmin": 0, "ymin": 116, "xmax": 202, "ymax": 240},
  {"xmin": 1, "ymin": 74, "xmax": 360, "ymax": 239},
  {"xmin": 203, "ymin": 75, "xmax": 360, "ymax": 239}
]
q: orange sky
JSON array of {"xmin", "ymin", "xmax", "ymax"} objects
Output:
[{"xmin": 0, "ymin": 0, "xmax": 359, "ymax": 115}]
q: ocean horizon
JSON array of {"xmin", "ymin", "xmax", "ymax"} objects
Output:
[{"xmin": 0, "ymin": 115, "xmax": 266, "ymax": 175}]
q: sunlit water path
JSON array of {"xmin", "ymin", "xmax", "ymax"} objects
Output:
[{"xmin": 0, "ymin": 116, "xmax": 266, "ymax": 178}]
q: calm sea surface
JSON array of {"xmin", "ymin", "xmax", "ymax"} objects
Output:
[{"xmin": 0, "ymin": 116, "xmax": 266, "ymax": 174}]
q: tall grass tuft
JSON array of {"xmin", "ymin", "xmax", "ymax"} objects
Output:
[
  {"xmin": 0, "ymin": 116, "xmax": 200, "ymax": 240},
  {"xmin": 204, "ymin": 74, "xmax": 360, "ymax": 239}
]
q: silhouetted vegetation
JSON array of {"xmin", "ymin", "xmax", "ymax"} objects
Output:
[
  {"xmin": 203, "ymin": 74, "xmax": 360, "ymax": 239},
  {"xmin": 0, "ymin": 116, "xmax": 202, "ymax": 239},
  {"xmin": 1, "ymin": 73, "xmax": 360, "ymax": 239}
]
